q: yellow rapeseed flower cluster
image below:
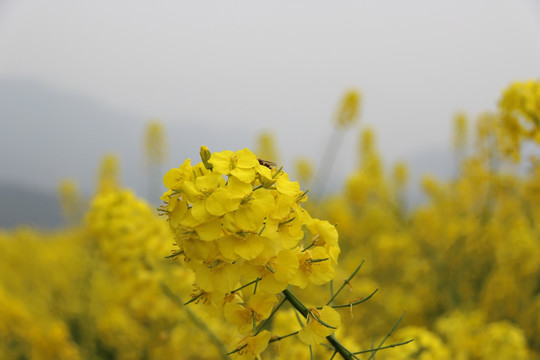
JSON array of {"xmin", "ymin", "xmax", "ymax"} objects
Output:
[
  {"xmin": 160, "ymin": 146, "xmax": 346, "ymax": 357},
  {"xmin": 498, "ymin": 79, "xmax": 540, "ymax": 160},
  {"xmin": 335, "ymin": 89, "xmax": 362, "ymax": 128},
  {"xmin": 143, "ymin": 119, "xmax": 168, "ymax": 167}
]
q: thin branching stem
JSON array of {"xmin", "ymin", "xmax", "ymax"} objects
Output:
[
  {"xmin": 282, "ymin": 288, "xmax": 356, "ymax": 359},
  {"xmin": 326, "ymin": 260, "xmax": 365, "ymax": 306},
  {"xmin": 279, "ymin": 217, "xmax": 296, "ymax": 225},
  {"xmin": 231, "ymin": 278, "xmax": 261, "ymax": 294},
  {"xmin": 184, "ymin": 292, "xmax": 203, "ymax": 305},
  {"xmin": 321, "ymin": 289, "xmax": 378, "ymax": 310},
  {"xmin": 353, "ymin": 339, "xmax": 414, "ymax": 355},
  {"xmin": 165, "ymin": 250, "xmax": 184, "ymax": 258},
  {"xmin": 367, "ymin": 311, "xmax": 407, "ymax": 360},
  {"xmin": 255, "ymin": 296, "xmax": 286, "ymax": 335},
  {"xmin": 326, "ymin": 335, "xmax": 361, "ymax": 360},
  {"xmin": 330, "ymin": 280, "xmax": 335, "ymax": 306},
  {"xmin": 302, "ymin": 241, "xmax": 316, "ymax": 252},
  {"xmin": 269, "ymin": 331, "xmax": 300, "ymax": 343},
  {"xmin": 226, "ymin": 344, "xmax": 246, "ymax": 356}
]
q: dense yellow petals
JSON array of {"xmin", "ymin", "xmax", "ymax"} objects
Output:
[
  {"xmin": 234, "ymin": 234, "xmax": 265, "ymax": 260},
  {"xmin": 275, "ymin": 173, "xmax": 301, "ymax": 198},
  {"xmin": 195, "ymin": 172, "xmax": 225, "ymax": 192},
  {"xmin": 195, "ymin": 263, "xmax": 239, "ymax": 293},
  {"xmin": 163, "ymin": 159, "xmax": 192, "ymax": 189},
  {"xmin": 195, "ymin": 217, "xmax": 222, "ymax": 241},
  {"xmin": 160, "ymin": 146, "xmax": 343, "ymax": 354},
  {"xmin": 168, "ymin": 196, "xmax": 188, "ymax": 228},
  {"xmin": 206, "ymin": 187, "xmax": 242, "ymax": 216},
  {"xmin": 290, "ymin": 247, "xmax": 334, "ymax": 288},
  {"xmin": 259, "ymin": 274, "xmax": 289, "ymax": 294},
  {"xmin": 234, "ymin": 190, "xmax": 274, "ymax": 232},
  {"xmin": 307, "ymin": 219, "xmax": 340, "ymax": 264},
  {"xmin": 270, "ymin": 194, "xmax": 294, "ymax": 220},
  {"xmin": 273, "ymin": 249, "xmax": 300, "ymax": 282},
  {"xmin": 224, "ymin": 302, "xmax": 253, "ymax": 334},
  {"xmin": 217, "ymin": 235, "xmax": 240, "ymax": 261},
  {"xmin": 208, "ymin": 150, "xmax": 236, "ymax": 174},
  {"xmin": 249, "ymin": 293, "xmax": 278, "ymax": 319},
  {"xmin": 232, "ymin": 330, "xmax": 272, "ymax": 360},
  {"xmin": 298, "ymin": 306, "xmax": 341, "ymax": 346}
]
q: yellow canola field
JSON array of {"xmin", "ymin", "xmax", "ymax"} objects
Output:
[{"xmin": 1, "ymin": 81, "xmax": 540, "ymax": 359}]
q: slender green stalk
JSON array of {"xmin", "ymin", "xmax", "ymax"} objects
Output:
[
  {"xmin": 282, "ymin": 288, "xmax": 356, "ymax": 360},
  {"xmin": 330, "ymin": 280, "xmax": 335, "ymax": 306},
  {"xmin": 165, "ymin": 250, "xmax": 184, "ymax": 258},
  {"xmin": 226, "ymin": 344, "xmax": 246, "ymax": 356},
  {"xmin": 320, "ymin": 288, "xmax": 378, "ymax": 309},
  {"xmin": 282, "ymin": 287, "xmax": 308, "ymax": 317},
  {"xmin": 353, "ymin": 339, "xmax": 414, "ymax": 355},
  {"xmin": 326, "ymin": 260, "xmax": 365, "ymax": 305},
  {"xmin": 255, "ymin": 296, "xmax": 286, "ymax": 335},
  {"xmin": 184, "ymin": 292, "xmax": 203, "ymax": 305},
  {"xmin": 367, "ymin": 311, "xmax": 407, "ymax": 360},
  {"xmin": 326, "ymin": 334, "xmax": 360, "ymax": 360},
  {"xmin": 231, "ymin": 277, "xmax": 261, "ymax": 294},
  {"xmin": 312, "ymin": 128, "xmax": 344, "ymax": 196},
  {"xmin": 269, "ymin": 331, "xmax": 300, "ymax": 343}
]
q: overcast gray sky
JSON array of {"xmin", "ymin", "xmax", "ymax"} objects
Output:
[{"xmin": 1, "ymin": 1, "xmax": 540, "ymax": 197}]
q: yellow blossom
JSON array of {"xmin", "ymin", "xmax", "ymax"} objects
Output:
[
  {"xmin": 231, "ymin": 331, "xmax": 272, "ymax": 360},
  {"xmin": 290, "ymin": 247, "xmax": 335, "ymax": 288},
  {"xmin": 224, "ymin": 293, "xmax": 278, "ymax": 333},
  {"xmin": 335, "ymin": 89, "xmax": 362, "ymax": 128},
  {"xmin": 298, "ymin": 306, "xmax": 341, "ymax": 346},
  {"xmin": 209, "ymin": 149, "xmax": 259, "ymax": 183}
]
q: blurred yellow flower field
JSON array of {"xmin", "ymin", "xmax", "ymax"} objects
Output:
[{"xmin": 1, "ymin": 81, "xmax": 540, "ymax": 359}]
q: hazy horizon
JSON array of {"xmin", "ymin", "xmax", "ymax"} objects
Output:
[{"xmin": 1, "ymin": 1, "xmax": 540, "ymax": 226}]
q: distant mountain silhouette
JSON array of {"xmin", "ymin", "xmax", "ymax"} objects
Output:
[
  {"xmin": 0, "ymin": 77, "xmax": 254, "ymax": 195},
  {"xmin": 0, "ymin": 182, "xmax": 63, "ymax": 228},
  {"xmin": 0, "ymin": 77, "xmax": 458, "ymax": 228},
  {"xmin": 0, "ymin": 77, "xmax": 147, "ymax": 195},
  {"xmin": 0, "ymin": 77, "xmax": 254, "ymax": 227}
]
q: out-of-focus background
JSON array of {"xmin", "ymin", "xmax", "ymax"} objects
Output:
[
  {"xmin": 1, "ymin": 1, "xmax": 540, "ymax": 227},
  {"xmin": 3, "ymin": 3, "xmax": 540, "ymax": 359}
]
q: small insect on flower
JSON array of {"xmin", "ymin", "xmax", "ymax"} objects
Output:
[{"xmin": 258, "ymin": 158, "xmax": 277, "ymax": 169}]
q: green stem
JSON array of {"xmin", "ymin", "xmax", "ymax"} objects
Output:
[
  {"xmin": 326, "ymin": 334, "xmax": 358, "ymax": 360},
  {"xmin": 330, "ymin": 280, "xmax": 334, "ymax": 306},
  {"xmin": 165, "ymin": 250, "xmax": 184, "ymax": 258},
  {"xmin": 326, "ymin": 260, "xmax": 364, "ymax": 306},
  {"xmin": 231, "ymin": 277, "xmax": 261, "ymax": 294},
  {"xmin": 269, "ymin": 330, "xmax": 300, "ymax": 343},
  {"xmin": 282, "ymin": 288, "xmax": 356, "ymax": 360},
  {"xmin": 353, "ymin": 339, "xmax": 414, "ymax": 355},
  {"xmin": 320, "ymin": 288, "xmax": 378, "ymax": 309},
  {"xmin": 255, "ymin": 297, "xmax": 287, "ymax": 335},
  {"xmin": 366, "ymin": 311, "xmax": 406, "ymax": 360},
  {"xmin": 282, "ymin": 287, "xmax": 308, "ymax": 317},
  {"xmin": 184, "ymin": 292, "xmax": 203, "ymax": 305}
]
